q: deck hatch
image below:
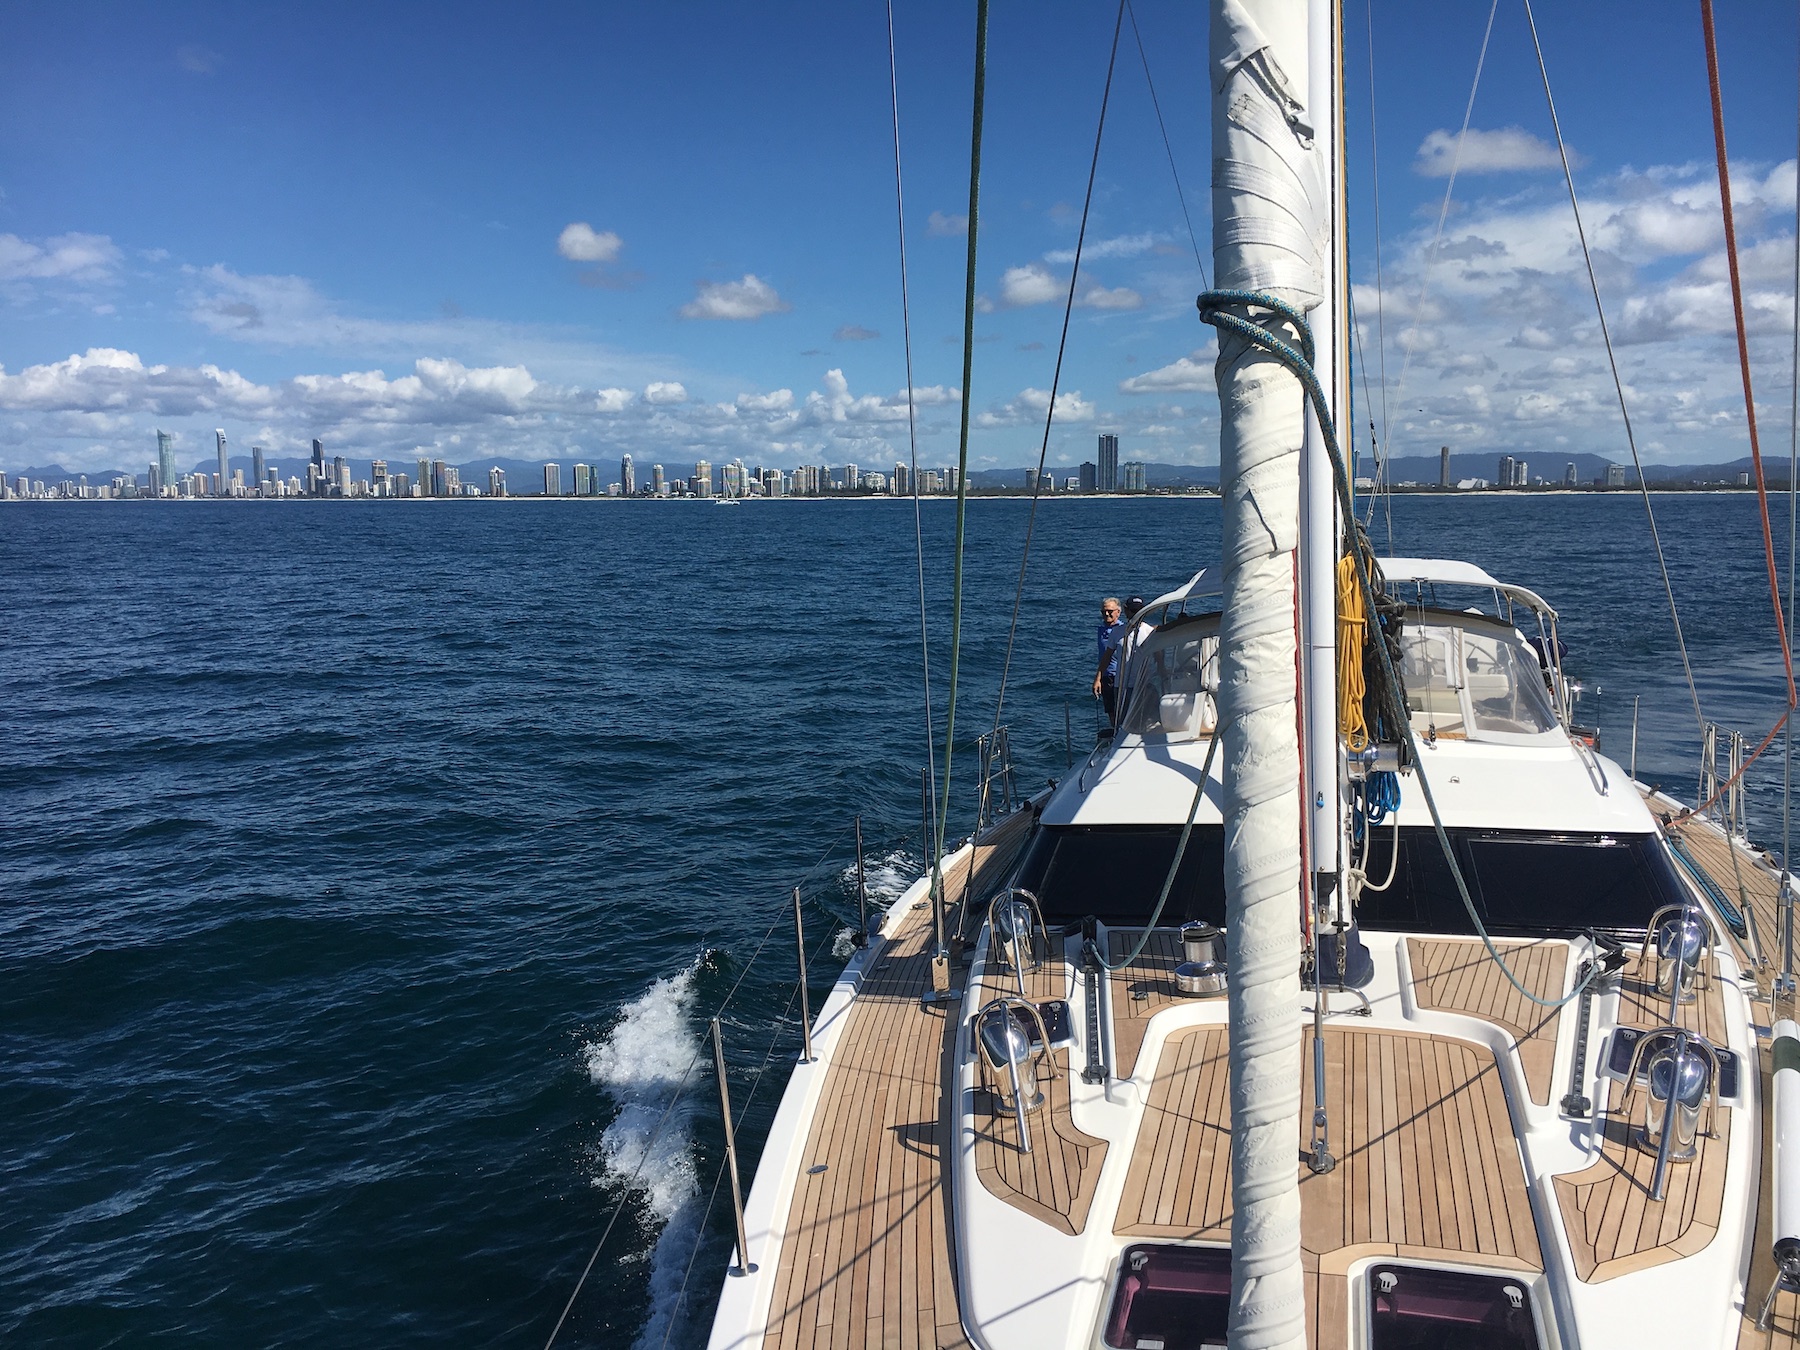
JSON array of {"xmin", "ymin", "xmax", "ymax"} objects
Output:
[
  {"xmin": 1102, "ymin": 1244, "xmax": 1230, "ymax": 1350},
  {"xmin": 1366, "ymin": 1263, "xmax": 1540, "ymax": 1349}
]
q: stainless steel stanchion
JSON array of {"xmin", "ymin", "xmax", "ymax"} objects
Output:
[
  {"xmin": 793, "ymin": 887, "xmax": 813, "ymax": 1063},
  {"xmin": 854, "ymin": 816, "xmax": 869, "ymax": 947},
  {"xmin": 1630, "ymin": 695, "xmax": 1640, "ymax": 781},
  {"xmin": 711, "ymin": 1016, "xmax": 756, "ymax": 1277}
]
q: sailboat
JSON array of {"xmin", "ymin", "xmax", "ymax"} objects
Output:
[{"xmin": 701, "ymin": 2, "xmax": 1797, "ymax": 1347}]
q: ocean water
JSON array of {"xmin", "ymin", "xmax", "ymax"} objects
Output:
[{"xmin": 1, "ymin": 491, "xmax": 1794, "ymax": 1347}]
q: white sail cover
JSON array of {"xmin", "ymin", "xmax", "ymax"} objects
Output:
[{"xmin": 1210, "ymin": 1, "xmax": 1324, "ymax": 1347}]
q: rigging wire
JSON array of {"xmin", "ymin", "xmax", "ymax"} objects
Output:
[
  {"xmin": 932, "ymin": 0, "xmax": 990, "ymax": 899},
  {"xmin": 886, "ymin": 0, "xmax": 940, "ymax": 869},
  {"xmin": 1374, "ymin": 0, "xmax": 1499, "ymax": 483},
  {"xmin": 1519, "ymin": 0, "xmax": 1707, "ymax": 738},
  {"xmin": 1353, "ymin": 0, "xmax": 1396, "ymax": 554},
  {"xmin": 1786, "ymin": 23, "xmax": 1800, "ymax": 979},
  {"xmin": 990, "ymin": 0, "xmax": 1127, "ymax": 737},
  {"xmin": 1362, "ymin": 0, "xmax": 1392, "ymax": 522},
  {"xmin": 1700, "ymin": 0, "xmax": 1798, "ymax": 712},
  {"xmin": 1125, "ymin": 0, "xmax": 1208, "ymax": 288}
]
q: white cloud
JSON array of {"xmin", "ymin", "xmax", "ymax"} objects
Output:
[
  {"xmin": 1414, "ymin": 126, "xmax": 1564, "ymax": 177},
  {"xmin": 594, "ymin": 388, "xmax": 634, "ymax": 412},
  {"xmin": 0, "ymin": 232, "xmax": 122, "ymax": 284},
  {"xmin": 998, "ymin": 263, "xmax": 1063, "ymax": 308},
  {"xmin": 927, "ymin": 211, "xmax": 968, "ymax": 237},
  {"xmin": 644, "ymin": 381, "xmax": 688, "ymax": 404},
  {"xmin": 1120, "ymin": 349, "xmax": 1214, "ymax": 393},
  {"xmin": 679, "ymin": 273, "xmax": 789, "ymax": 320},
  {"xmin": 557, "ymin": 222, "xmax": 623, "ymax": 263},
  {"xmin": 737, "ymin": 389, "xmax": 794, "ymax": 411},
  {"xmin": 1044, "ymin": 232, "xmax": 1159, "ymax": 264},
  {"xmin": 834, "ymin": 324, "xmax": 879, "ymax": 341},
  {"xmin": 1078, "ymin": 284, "xmax": 1143, "ymax": 311},
  {"xmin": 978, "ymin": 387, "xmax": 1095, "ymax": 426}
]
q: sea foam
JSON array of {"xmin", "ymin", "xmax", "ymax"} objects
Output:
[{"xmin": 584, "ymin": 957, "xmax": 705, "ymax": 1349}]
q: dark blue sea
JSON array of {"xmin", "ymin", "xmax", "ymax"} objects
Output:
[{"xmin": 2, "ymin": 492, "xmax": 1794, "ymax": 1347}]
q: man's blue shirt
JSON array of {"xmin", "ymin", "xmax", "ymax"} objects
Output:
[{"xmin": 1096, "ymin": 617, "xmax": 1126, "ymax": 681}]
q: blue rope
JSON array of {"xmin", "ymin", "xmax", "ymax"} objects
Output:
[
  {"xmin": 1197, "ymin": 288, "xmax": 1599, "ymax": 1011},
  {"xmin": 1364, "ymin": 770, "xmax": 1401, "ymax": 825}
]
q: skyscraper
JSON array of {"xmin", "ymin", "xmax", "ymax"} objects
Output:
[
  {"xmin": 156, "ymin": 430, "xmax": 175, "ymax": 496},
  {"xmin": 573, "ymin": 463, "xmax": 592, "ymax": 496},
  {"xmin": 893, "ymin": 462, "xmax": 909, "ymax": 495},
  {"xmin": 1097, "ymin": 434, "xmax": 1119, "ymax": 492},
  {"xmin": 370, "ymin": 459, "xmax": 388, "ymax": 496},
  {"xmin": 1498, "ymin": 455, "xmax": 1516, "ymax": 489},
  {"xmin": 215, "ymin": 429, "xmax": 229, "ymax": 492},
  {"xmin": 621, "ymin": 454, "xmax": 636, "ymax": 496},
  {"xmin": 1439, "ymin": 446, "xmax": 1450, "ymax": 488},
  {"xmin": 693, "ymin": 459, "xmax": 713, "ymax": 497},
  {"xmin": 311, "ymin": 439, "xmax": 327, "ymax": 497},
  {"xmin": 544, "ymin": 464, "xmax": 562, "ymax": 496},
  {"xmin": 651, "ymin": 463, "xmax": 666, "ymax": 496},
  {"xmin": 489, "ymin": 467, "xmax": 506, "ymax": 496},
  {"xmin": 417, "ymin": 458, "xmax": 432, "ymax": 496},
  {"xmin": 844, "ymin": 462, "xmax": 859, "ymax": 493},
  {"xmin": 252, "ymin": 445, "xmax": 266, "ymax": 490},
  {"xmin": 333, "ymin": 456, "xmax": 350, "ymax": 496},
  {"xmin": 1079, "ymin": 461, "xmax": 1097, "ymax": 493},
  {"xmin": 432, "ymin": 460, "xmax": 449, "ymax": 497}
]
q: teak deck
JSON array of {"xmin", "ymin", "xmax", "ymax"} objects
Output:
[
  {"xmin": 1406, "ymin": 937, "xmax": 1567, "ymax": 1104},
  {"xmin": 1114, "ymin": 1024, "xmax": 1543, "ymax": 1269}
]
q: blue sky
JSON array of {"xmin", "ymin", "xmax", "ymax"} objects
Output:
[{"xmin": 1, "ymin": 1, "xmax": 1797, "ymax": 477}]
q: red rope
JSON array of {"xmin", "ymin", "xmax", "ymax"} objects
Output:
[{"xmin": 1702, "ymin": 0, "xmax": 1797, "ymax": 708}]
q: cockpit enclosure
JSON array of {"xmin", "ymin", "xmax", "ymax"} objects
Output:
[
  {"xmin": 1115, "ymin": 614, "xmax": 1219, "ymax": 745},
  {"xmin": 1399, "ymin": 614, "xmax": 1560, "ymax": 744}
]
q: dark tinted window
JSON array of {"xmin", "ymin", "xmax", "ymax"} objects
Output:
[
  {"xmin": 1015, "ymin": 824, "xmax": 1685, "ymax": 935},
  {"xmin": 1014, "ymin": 825, "xmax": 1226, "ymax": 927}
]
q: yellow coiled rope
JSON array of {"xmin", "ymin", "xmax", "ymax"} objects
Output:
[{"xmin": 1336, "ymin": 552, "xmax": 1368, "ymax": 752}]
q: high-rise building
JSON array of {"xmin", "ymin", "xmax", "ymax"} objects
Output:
[
  {"xmin": 1098, "ymin": 434, "xmax": 1119, "ymax": 492},
  {"xmin": 370, "ymin": 460, "xmax": 388, "ymax": 496},
  {"xmin": 489, "ymin": 466, "xmax": 506, "ymax": 496},
  {"xmin": 1123, "ymin": 461, "xmax": 1148, "ymax": 492},
  {"xmin": 1606, "ymin": 463, "xmax": 1627, "ymax": 488},
  {"xmin": 693, "ymin": 459, "xmax": 713, "ymax": 497},
  {"xmin": 1498, "ymin": 455, "xmax": 1516, "ymax": 489},
  {"xmin": 893, "ymin": 462, "xmax": 910, "ymax": 496},
  {"xmin": 573, "ymin": 464, "xmax": 592, "ymax": 496},
  {"xmin": 215, "ymin": 429, "xmax": 229, "ymax": 491},
  {"xmin": 621, "ymin": 454, "xmax": 636, "ymax": 497},
  {"xmin": 432, "ymin": 459, "xmax": 449, "ymax": 497},
  {"xmin": 1564, "ymin": 462, "xmax": 1577, "ymax": 487},
  {"xmin": 331, "ymin": 456, "xmax": 348, "ymax": 497},
  {"xmin": 156, "ymin": 430, "xmax": 176, "ymax": 496},
  {"xmin": 1439, "ymin": 446, "xmax": 1450, "ymax": 488},
  {"xmin": 1079, "ymin": 461, "xmax": 1097, "ymax": 493},
  {"xmin": 843, "ymin": 462, "xmax": 859, "ymax": 493},
  {"xmin": 418, "ymin": 458, "xmax": 432, "ymax": 496},
  {"xmin": 252, "ymin": 445, "xmax": 267, "ymax": 491},
  {"xmin": 311, "ymin": 439, "xmax": 326, "ymax": 496},
  {"xmin": 544, "ymin": 463, "xmax": 562, "ymax": 496}
]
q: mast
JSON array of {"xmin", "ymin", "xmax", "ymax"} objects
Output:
[{"xmin": 1208, "ymin": 1, "xmax": 1327, "ymax": 1346}]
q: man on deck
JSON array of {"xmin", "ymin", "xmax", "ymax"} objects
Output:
[{"xmin": 1092, "ymin": 596, "xmax": 1126, "ymax": 728}]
